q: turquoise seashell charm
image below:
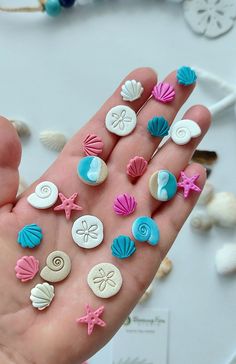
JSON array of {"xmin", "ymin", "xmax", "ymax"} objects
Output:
[
  {"xmin": 17, "ymin": 224, "xmax": 43, "ymax": 249},
  {"xmin": 111, "ymin": 235, "xmax": 136, "ymax": 259},
  {"xmin": 177, "ymin": 66, "xmax": 197, "ymax": 86},
  {"xmin": 132, "ymin": 216, "xmax": 160, "ymax": 246}
]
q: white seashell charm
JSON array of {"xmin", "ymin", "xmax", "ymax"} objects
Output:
[
  {"xmin": 27, "ymin": 181, "xmax": 59, "ymax": 209},
  {"xmin": 207, "ymin": 192, "xmax": 236, "ymax": 228},
  {"xmin": 197, "ymin": 181, "xmax": 214, "ymax": 206},
  {"xmin": 139, "ymin": 283, "xmax": 153, "ymax": 304},
  {"xmin": 120, "ymin": 79, "xmax": 144, "ymax": 102},
  {"xmin": 155, "ymin": 257, "xmax": 173, "ymax": 279},
  {"xmin": 10, "ymin": 119, "xmax": 31, "ymax": 138},
  {"xmin": 215, "ymin": 244, "xmax": 236, "ymax": 275},
  {"xmin": 39, "ymin": 130, "xmax": 67, "ymax": 152},
  {"xmin": 40, "ymin": 251, "xmax": 71, "ymax": 283},
  {"xmin": 190, "ymin": 210, "xmax": 213, "ymax": 231},
  {"xmin": 170, "ymin": 119, "xmax": 201, "ymax": 145},
  {"xmin": 30, "ymin": 282, "xmax": 55, "ymax": 310}
]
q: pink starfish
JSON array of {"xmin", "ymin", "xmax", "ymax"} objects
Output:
[
  {"xmin": 76, "ymin": 304, "xmax": 106, "ymax": 336},
  {"xmin": 177, "ymin": 171, "xmax": 202, "ymax": 199},
  {"xmin": 54, "ymin": 192, "xmax": 83, "ymax": 220}
]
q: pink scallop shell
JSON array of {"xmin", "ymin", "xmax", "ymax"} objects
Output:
[
  {"xmin": 83, "ymin": 134, "xmax": 103, "ymax": 156},
  {"xmin": 152, "ymin": 82, "xmax": 175, "ymax": 103},
  {"xmin": 127, "ymin": 156, "xmax": 148, "ymax": 178},
  {"xmin": 113, "ymin": 193, "xmax": 137, "ymax": 216},
  {"xmin": 15, "ymin": 256, "xmax": 39, "ymax": 282}
]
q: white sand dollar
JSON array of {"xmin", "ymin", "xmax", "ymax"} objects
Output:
[
  {"xmin": 72, "ymin": 215, "xmax": 104, "ymax": 249},
  {"xmin": 120, "ymin": 79, "xmax": 144, "ymax": 102},
  {"xmin": 105, "ymin": 105, "xmax": 137, "ymax": 136},
  {"xmin": 170, "ymin": 119, "xmax": 201, "ymax": 145},
  {"xmin": 27, "ymin": 181, "xmax": 58, "ymax": 209},
  {"xmin": 40, "ymin": 251, "xmax": 71, "ymax": 283},
  {"xmin": 87, "ymin": 262, "xmax": 123, "ymax": 298}
]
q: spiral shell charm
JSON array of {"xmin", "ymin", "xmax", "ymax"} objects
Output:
[
  {"xmin": 40, "ymin": 251, "xmax": 71, "ymax": 283},
  {"xmin": 27, "ymin": 181, "xmax": 59, "ymax": 209},
  {"xmin": 170, "ymin": 119, "xmax": 201, "ymax": 145},
  {"xmin": 132, "ymin": 216, "xmax": 160, "ymax": 246}
]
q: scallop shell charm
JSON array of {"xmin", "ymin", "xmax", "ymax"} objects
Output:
[
  {"xmin": 27, "ymin": 181, "xmax": 59, "ymax": 209},
  {"xmin": 30, "ymin": 282, "xmax": 55, "ymax": 310},
  {"xmin": 152, "ymin": 82, "xmax": 175, "ymax": 103},
  {"xmin": 111, "ymin": 235, "xmax": 136, "ymax": 259},
  {"xmin": 40, "ymin": 251, "xmax": 71, "ymax": 283},
  {"xmin": 39, "ymin": 130, "xmax": 67, "ymax": 152},
  {"xmin": 126, "ymin": 156, "xmax": 148, "ymax": 178},
  {"xmin": 83, "ymin": 134, "xmax": 103, "ymax": 156},
  {"xmin": 17, "ymin": 224, "xmax": 43, "ymax": 249},
  {"xmin": 15, "ymin": 256, "xmax": 39, "ymax": 282},
  {"xmin": 120, "ymin": 80, "xmax": 144, "ymax": 102},
  {"xmin": 113, "ymin": 193, "xmax": 137, "ymax": 216},
  {"xmin": 177, "ymin": 66, "xmax": 197, "ymax": 86},
  {"xmin": 170, "ymin": 119, "xmax": 201, "ymax": 145},
  {"xmin": 147, "ymin": 116, "xmax": 170, "ymax": 137}
]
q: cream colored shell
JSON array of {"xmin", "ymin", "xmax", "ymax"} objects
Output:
[
  {"xmin": 39, "ymin": 130, "xmax": 67, "ymax": 152},
  {"xmin": 155, "ymin": 257, "xmax": 173, "ymax": 279},
  {"xmin": 30, "ymin": 282, "xmax": 55, "ymax": 310},
  {"xmin": 27, "ymin": 181, "xmax": 59, "ymax": 209},
  {"xmin": 40, "ymin": 251, "xmax": 71, "ymax": 283},
  {"xmin": 207, "ymin": 192, "xmax": 236, "ymax": 228},
  {"xmin": 120, "ymin": 79, "xmax": 144, "ymax": 102},
  {"xmin": 215, "ymin": 244, "xmax": 236, "ymax": 275}
]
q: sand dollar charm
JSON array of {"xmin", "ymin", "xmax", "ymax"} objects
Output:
[
  {"xmin": 40, "ymin": 251, "xmax": 71, "ymax": 283},
  {"xmin": 87, "ymin": 262, "xmax": 123, "ymax": 298},
  {"xmin": 105, "ymin": 105, "xmax": 137, "ymax": 136},
  {"xmin": 77, "ymin": 156, "xmax": 108, "ymax": 186},
  {"xmin": 149, "ymin": 170, "xmax": 177, "ymax": 201},
  {"xmin": 72, "ymin": 215, "xmax": 104, "ymax": 249}
]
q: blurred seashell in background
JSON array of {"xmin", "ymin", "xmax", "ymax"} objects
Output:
[
  {"xmin": 17, "ymin": 177, "xmax": 28, "ymax": 197},
  {"xmin": 190, "ymin": 210, "xmax": 213, "ymax": 231},
  {"xmin": 197, "ymin": 181, "xmax": 214, "ymax": 206},
  {"xmin": 215, "ymin": 244, "xmax": 236, "ymax": 275},
  {"xmin": 155, "ymin": 257, "xmax": 173, "ymax": 279},
  {"xmin": 39, "ymin": 130, "xmax": 67, "ymax": 152},
  {"xmin": 192, "ymin": 150, "xmax": 218, "ymax": 165},
  {"xmin": 10, "ymin": 119, "xmax": 31, "ymax": 137},
  {"xmin": 139, "ymin": 283, "xmax": 153, "ymax": 304},
  {"xmin": 207, "ymin": 192, "xmax": 236, "ymax": 228}
]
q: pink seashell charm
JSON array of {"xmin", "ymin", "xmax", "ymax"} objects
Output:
[
  {"xmin": 113, "ymin": 193, "xmax": 137, "ymax": 216},
  {"xmin": 152, "ymin": 82, "xmax": 175, "ymax": 103},
  {"xmin": 83, "ymin": 134, "xmax": 103, "ymax": 156},
  {"xmin": 127, "ymin": 156, "xmax": 148, "ymax": 178},
  {"xmin": 15, "ymin": 256, "xmax": 39, "ymax": 282}
]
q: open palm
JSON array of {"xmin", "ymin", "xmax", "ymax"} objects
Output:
[{"xmin": 0, "ymin": 68, "xmax": 210, "ymax": 364}]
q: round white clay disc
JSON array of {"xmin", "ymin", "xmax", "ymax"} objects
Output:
[
  {"xmin": 72, "ymin": 215, "xmax": 104, "ymax": 249},
  {"xmin": 87, "ymin": 262, "xmax": 123, "ymax": 298},
  {"xmin": 27, "ymin": 181, "xmax": 59, "ymax": 209},
  {"xmin": 105, "ymin": 105, "xmax": 137, "ymax": 136}
]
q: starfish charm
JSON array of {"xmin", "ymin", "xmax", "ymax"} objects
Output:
[
  {"xmin": 76, "ymin": 304, "xmax": 106, "ymax": 336},
  {"xmin": 54, "ymin": 192, "xmax": 83, "ymax": 220},
  {"xmin": 177, "ymin": 171, "xmax": 202, "ymax": 199}
]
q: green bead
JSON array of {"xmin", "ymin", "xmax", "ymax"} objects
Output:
[{"xmin": 44, "ymin": 0, "xmax": 62, "ymax": 16}]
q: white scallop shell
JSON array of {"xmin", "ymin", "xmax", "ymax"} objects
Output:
[
  {"xmin": 40, "ymin": 251, "xmax": 71, "ymax": 283},
  {"xmin": 139, "ymin": 283, "xmax": 153, "ymax": 304},
  {"xmin": 27, "ymin": 181, "xmax": 59, "ymax": 209},
  {"xmin": 155, "ymin": 257, "xmax": 173, "ymax": 279},
  {"xmin": 30, "ymin": 282, "xmax": 55, "ymax": 310},
  {"xmin": 11, "ymin": 119, "xmax": 31, "ymax": 137},
  {"xmin": 170, "ymin": 119, "xmax": 201, "ymax": 145},
  {"xmin": 197, "ymin": 181, "xmax": 214, "ymax": 206},
  {"xmin": 190, "ymin": 210, "xmax": 213, "ymax": 231},
  {"xmin": 207, "ymin": 192, "xmax": 236, "ymax": 228},
  {"xmin": 121, "ymin": 80, "xmax": 144, "ymax": 102},
  {"xmin": 215, "ymin": 244, "xmax": 236, "ymax": 275},
  {"xmin": 17, "ymin": 177, "xmax": 28, "ymax": 197},
  {"xmin": 39, "ymin": 130, "xmax": 67, "ymax": 152}
]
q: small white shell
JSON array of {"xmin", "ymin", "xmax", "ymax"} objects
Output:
[
  {"xmin": 139, "ymin": 283, "xmax": 153, "ymax": 304},
  {"xmin": 30, "ymin": 282, "xmax": 55, "ymax": 310},
  {"xmin": 40, "ymin": 251, "xmax": 71, "ymax": 283},
  {"xmin": 120, "ymin": 80, "xmax": 144, "ymax": 102},
  {"xmin": 215, "ymin": 244, "xmax": 236, "ymax": 275},
  {"xmin": 27, "ymin": 181, "xmax": 59, "ymax": 209},
  {"xmin": 207, "ymin": 192, "xmax": 236, "ymax": 228},
  {"xmin": 170, "ymin": 119, "xmax": 201, "ymax": 145},
  {"xmin": 11, "ymin": 119, "xmax": 31, "ymax": 137},
  {"xmin": 155, "ymin": 257, "xmax": 173, "ymax": 279},
  {"xmin": 17, "ymin": 177, "xmax": 28, "ymax": 197},
  {"xmin": 197, "ymin": 181, "xmax": 214, "ymax": 206},
  {"xmin": 190, "ymin": 210, "xmax": 213, "ymax": 231},
  {"xmin": 39, "ymin": 130, "xmax": 67, "ymax": 152}
]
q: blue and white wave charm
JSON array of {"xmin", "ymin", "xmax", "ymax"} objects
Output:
[
  {"xmin": 77, "ymin": 156, "xmax": 108, "ymax": 186},
  {"xmin": 132, "ymin": 216, "xmax": 160, "ymax": 246},
  {"xmin": 149, "ymin": 170, "xmax": 177, "ymax": 201}
]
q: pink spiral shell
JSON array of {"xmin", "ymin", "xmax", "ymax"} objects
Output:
[
  {"xmin": 83, "ymin": 134, "xmax": 103, "ymax": 156},
  {"xmin": 126, "ymin": 156, "xmax": 148, "ymax": 178},
  {"xmin": 152, "ymin": 82, "xmax": 175, "ymax": 103},
  {"xmin": 113, "ymin": 193, "xmax": 137, "ymax": 216},
  {"xmin": 15, "ymin": 256, "xmax": 39, "ymax": 282}
]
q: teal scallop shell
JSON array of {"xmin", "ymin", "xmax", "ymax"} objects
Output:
[
  {"xmin": 177, "ymin": 66, "xmax": 197, "ymax": 86},
  {"xmin": 111, "ymin": 235, "xmax": 136, "ymax": 259},
  {"xmin": 147, "ymin": 116, "xmax": 169, "ymax": 138},
  {"xmin": 17, "ymin": 224, "xmax": 43, "ymax": 249}
]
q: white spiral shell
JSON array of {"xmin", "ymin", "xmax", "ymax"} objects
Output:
[
  {"xmin": 40, "ymin": 251, "xmax": 71, "ymax": 283},
  {"xmin": 170, "ymin": 119, "xmax": 201, "ymax": 145},
  {"xmin": 30, "ymin": 282, "xmax": 55, "ymax": 310},
  {"xmin": 39, "ymin": 130, "xmax": 67, "ymax": 152},
  {"xmin": 27, "ymin": 181, "xmax": 59, "ymax": 209}
]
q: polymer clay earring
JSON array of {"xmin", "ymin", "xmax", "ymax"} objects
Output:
[
  {"xmin": 111, "ymin": 235, "xmax": 136, "ymax": 259},
  {"xmin": 40, "ymin": 251, "xmax": 71, "ymax": 283},
  {"xmin": 72, "ymin": 215, "xmax": 104, "ymax": 249},
  {"xmin": 149, "ymin": 170, "xmax": 177, "ymax": 201},
  {"xmin": 15, "ymin": 256, "xmax": 39, "ymax": 282},
  {"xmin": 132, "ymin": 216, "xmax": 160, "ymax": 246},
  {"xmin": 77, "ymin": 156, "xmax": 108, "ymax": 186},
  {"xmin": 170, "ymin": 119, "xmax": 201, "ymax": 145},
  {"xmin": 126, "ymin": 156, "xmax": 148, "ymax": 178},
  {"xmin": 152, "ymin": 82, "xmax": 175, "ymax": 103},
  {"xmin": 105, "ymin": 105, "xmax": 137, "ymax": 136},
  {"xmin": 147, "ymin": 116, "xmax": 169, "ymax": 138},
  {"xmin": 120, "ymin": 80, "xmax": 144, "ymax": 102},
  {"xmin": 27, "ymin": 181, "xmax": 59, "ymax": 209},
  {"xmin": 76, "ymin": 304, "xmax": 106, "ymax": 336},
  {"xmin": 30, "ymin": 282, "xmax": 55, "ymax": 310},
  {"xmin": 17, "ymin": 224, "xmax": 43, "ymax": 249}
]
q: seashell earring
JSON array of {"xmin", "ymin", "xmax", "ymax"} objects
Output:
[
  {"xmin": 120, "ymin": 80, "xmax": 144, "ymax": 102},
  {"xmin": 30, "ymin": 282, "xmax": 55, "ymax": 310},
  {"xmin": 147, "ymin": 116, "xmax": 170, "ymax": 138},
  {"xmin": 10, "ymin": 119, "xmax": 31, "ymax": 138},
  {"xmin": 15, "ymin": 256, "xmax": 39, "ymax": 282},
  {"xmin": 39, "ymin": 130, "xmax": 67, "ymax": 152},
  {"xmin": 17, "ymin": 224, "xmax": 43, "ymax": 249},
  {"xmin": 111, "ymin": 235, "xmax": 136, "ymax": 259},
  {"xmin": 83, "ymin": 134, "xmax": 103, "ymax": 156},
  {"xmin": 27, "ymin": 181, "xmax": 59, "ymax": 209},
  {"xmin": 177, "ymin": 66, "xmax": 197, "ymax": 86},
  {"xmin": 152, "ymin": 82, "xmax": 175, "ymax": 103},
  {"xmin": 40, "ymin": 251, "xmax": 71, "ymax": 283},
  {"xmin": 132, "ymin": 216, "xmax": 160, "ymax": 246},
  {"xmin": 197, "ymin": 181, "xmax": 214, "ymax": 206},
  {"xmin": 113, "ymin": 193, "xmax": 137, "ymax": 216},
  {"xmin": 126, "ymin": 156, "xmax": 148, "ymax": 178},
  {"xmin": 170, "ymin": 119, "xmax": 201, "ymax": 145}
]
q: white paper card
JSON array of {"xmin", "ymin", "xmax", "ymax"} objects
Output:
[{"xmin": 112, "ymin": 308, "xmax": 169, "ymax": 364}]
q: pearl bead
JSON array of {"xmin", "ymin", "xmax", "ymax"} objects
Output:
[
  {"xmin": 44, "ymin": 0, "xmax": 62, "ymax": 16},
  {"xmin": 59, "ymin": 0, "xmax": 76, "ymax": 8}
]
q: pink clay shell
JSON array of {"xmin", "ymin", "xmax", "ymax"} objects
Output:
[
  {"xmin": 15, "ymin": 256, "xmax": 39, "ymax": 282},
  {"xmin": 113, "ymin": 193, "xmax": 137, "ymax": 216},
  {"xmin": 83, "ymin": 134, "xmax": 103, "ymax": 156},
  {"xmin": 152, "ymin": 82, "xmax": 175, "ymax": 103},
  {"xmin": 127, "ymin": 156, "xmax": 148, "ymax": 178}
]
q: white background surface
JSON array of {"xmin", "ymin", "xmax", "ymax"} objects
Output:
[{"xmin": 0, "ymin": 1, "xmax": 236, "ymax": 363}]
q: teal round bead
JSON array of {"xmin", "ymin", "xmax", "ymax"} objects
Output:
[{"xmin": 44, "ymin": 0, "xmax": 62, "ymax": 16}]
